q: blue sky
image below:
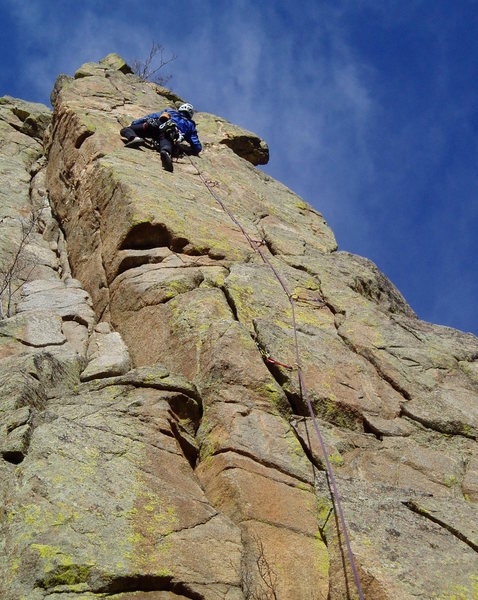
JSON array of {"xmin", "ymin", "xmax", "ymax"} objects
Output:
[{"xmin": 1, "ymin": 0, "xmax": 477, "ymax": 335}]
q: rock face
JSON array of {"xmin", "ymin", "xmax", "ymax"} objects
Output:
[{"xmin": 0, "ymin": 54, "xmax": 477, "ymax": 600}]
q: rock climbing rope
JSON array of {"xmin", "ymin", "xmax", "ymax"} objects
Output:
[{"xmin": 187, "ymin": 155, "xmax": 365, "ymax": 600}]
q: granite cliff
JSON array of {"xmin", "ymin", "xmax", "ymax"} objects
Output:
[{"xmin": 0, "ymin": 54, "xmax": 477, "ymax": 600}]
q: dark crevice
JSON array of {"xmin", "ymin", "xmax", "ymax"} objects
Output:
[
  {"xmin": 119, "ymin": 223, "xmax": 213, "ymax": 269},
  {"xmin": 368, "ymin": 359, "xmax": 411, "ymax": 402},
  {"xmin": 5, "ymin": 119, "xmax": 43, "ymax": 142},
  {"xmin": 323, "ymin": 298, "xmax": 339, "ymax": 316},
  {"xmin": 2, "ymin": 450, "xmax": 25, "ymax": 464},
  {"xmin": 60, "ymin": 314, "xmax": 91, "ymax": 328},
  {"xmin": 168, "ymin": 512, "xmax": 219, "ymax": 537},
  {"xmin": 261, "ymin": 235, "xmax": 277, "ymax": 257},
  {"xmin": 265, "ymin": 361, "xmax": 305, "ymax": 417},
  {"xmin": 253, "ymin": 211, "xmax": 269, "ymax": 225},
  {"xmin": 11, "ymin": 107, "xmax": 31, "ymax": 122},
  {"xmin": 171, "ymin": 237, "xmax": 190, "ymax": 253},
  {"xmin": 250, "ymin": 322, "xmax": 304, "ymax": 417},
  {"xmin": 169, "ymin": 419, "xmax": 198, "ymax": 468},
  {"xmin": 96, "ymin": 574, "xmax": 204, "ymax": 598},
  {"xmin": 120, "ymin": 222, "xmax": 174, "ymax": 250},
  {"xmin": 219, "ymin": 135, "xmax": 269, "ymax": 166},
  {"xmin": 290, "ymin": 419, "xmax": 325, "ymax": 473},
  {"xmin": 258, "ymin": 355, "xmax": 304, "ymax": 417},
  {"xmin": 48, "ymin": 200, "xmax": 70, "ymax": 255},
  {"xmin": 74, "ymin": 130, "xmax": 94, "ymax": 149},
  {"xmin": 18, "ymin": 338, "xmax": 66, "ymax": 349},
  {"xmin": 284, "ymin": 261, "xmax": 315, "ymax": 276},
  {"xmin": 403, "ymin": 500, "xmax": 478, "ymax": 553},
  {"xmin": 97, "ymin": 222, "xmax": 112, "ymax": 321},
  {"xmin": 221, "ymin": 285, "xmax": 240, "ymax": 322},
  {"xmin": 97, "ymin": 302, "xmax": 108, "ymax": 323},
  {"xmin": 167, "ymin": 392, "xmax": 203, "ymax": 424},
  {"xmin": 362, "ymin": 418, "xmax": 383, "ymax": 440},
  {"xmin": 114, "ymin": 254, "xmax": 167, "ymax": 278},
  {"xmin": 26, "ymin": 369, "xmax": 41, "ymax": 383}
]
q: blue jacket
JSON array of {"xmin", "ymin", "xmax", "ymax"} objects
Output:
[{"xmin": 132, "ymin": 110, "xmax": 202, "ymax": 155}]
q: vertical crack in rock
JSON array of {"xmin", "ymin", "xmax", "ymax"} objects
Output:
[
  {"xmin": 169, "ymin": 417, "xmax": 199, "ymax": 469},
  {"xmin": 289, "ymin": 417, "xmax": 326, "ymax": 473},
  {"xmin": 220, "ymin": 284, "xmax": 241, "ymax": 323}
]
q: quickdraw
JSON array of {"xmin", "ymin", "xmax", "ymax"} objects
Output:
[
  {"xmin": 255, "ymin": 341, "xmax": 294, "ymax": 370},
  {"xmin": 251, "ymin": 237, "xmax": 267, "ymax": 247},
  {"xmin": 293, "ymin": 294, "xmax": 327, "ymax": 308},
  {"xmin": 265, "ymin": 356, "xmax": 294, "ymax": 370}
]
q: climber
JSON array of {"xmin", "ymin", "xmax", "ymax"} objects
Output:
[{"xmin": 120, "ymin": 103, "xmax": 201, "ymax": 172}]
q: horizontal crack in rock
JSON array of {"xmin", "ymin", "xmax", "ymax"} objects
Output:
[
  {"xmin": 403, "ymin": 500, "xmax": 478, "ymax": 553},
  {"xmin": 204, "ymin": 446, "xmax": 313, "ymax": 486},
  {"xmin": 400, "ymin": 405, "xmax": 476, "ymax": 439}
]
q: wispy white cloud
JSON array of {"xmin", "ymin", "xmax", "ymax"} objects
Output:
[{"xmin": 2, "ymin": 0, "xmax": 477, "ymax": 333}]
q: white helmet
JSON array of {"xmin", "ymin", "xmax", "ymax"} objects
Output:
[{"xmin": 178, "ymin": 103, "xmax": 194, "ymax": 118}]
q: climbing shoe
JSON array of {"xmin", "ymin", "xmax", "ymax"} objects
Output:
[
  {"xmin": 124, "ymin": 136, "xmax": 145, "ymax": 147},
  {"xmin": 161, "ymin": 150, "xmax": 173, "ymax": 172}
]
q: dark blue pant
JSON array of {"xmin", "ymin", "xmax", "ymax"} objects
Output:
[{"xmin": 120, "ymin": 123, "xmax": 173, "ymax": 154}]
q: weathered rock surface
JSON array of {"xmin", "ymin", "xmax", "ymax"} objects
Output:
[{"xmin": 0, "ymin": 54, "xmax": 477, "ymax": 599}]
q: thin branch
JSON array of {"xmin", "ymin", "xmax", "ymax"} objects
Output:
[
  {"xmin": 0, "ymin": 207, "xmax": 43, "ymax": 319},
  {"xmin": 243, "ymin": 535, "xmax": 279, "ymax": 600},
  {"xmin": 131, "ymin": 41, "xmax": 177, "ymax": 85}
]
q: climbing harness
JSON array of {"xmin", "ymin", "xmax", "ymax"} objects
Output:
[{"xmin": 187, "ymin": 155, "xmax": 365, "ymax": 600}]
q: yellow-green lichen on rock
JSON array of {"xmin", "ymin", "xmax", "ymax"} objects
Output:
[{"xmin": 1, "ymin": 53, "xmax": 478, "ymax": 600}]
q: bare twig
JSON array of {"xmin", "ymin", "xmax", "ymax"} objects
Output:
[
  {"xmin": 242, "ymin": 533, "xmax": 327, "ymax": 600},
  {"xmin": 243, "ymin": 535, "xmax": 279, "ymax": 600},
  {"xmin": 131, "ymin": 41, "xmax": 177, "ymax": 85},
  {"xmin": 0, "ymin": 207, "xmax": 43, "ymax": 319},
  {"xmin": 255, "ymin": 537, "xmax": 279, "ymax": 599}
]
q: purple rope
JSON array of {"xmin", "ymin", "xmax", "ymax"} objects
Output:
[
  {"xmin": 290, "ymin": 299, "xmax": 364, "ymax": 600},
  {"xmin": 188, "ymin": 156, "xmax": 364, "ymax": 600}
]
